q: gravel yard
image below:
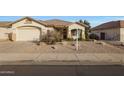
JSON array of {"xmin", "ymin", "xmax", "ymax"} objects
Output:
[
  {"xmin": 0, "ymin": 41, "xmax": 123, "ymax": 53},
  {"xmin": 0, "ymin": 41, "xmax": 124, "ymax": 65}
]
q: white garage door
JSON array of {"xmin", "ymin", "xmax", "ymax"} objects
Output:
[{"xmin": 17, "ymin": 27, "xmax": 40, "ymax": 41}]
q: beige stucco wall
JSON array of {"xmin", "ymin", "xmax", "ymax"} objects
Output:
[
  {"xmin": 11, "ymin": 19, "xmax": 55, "ymax": 41},
  {"xmin": 12, "ymin": 19, "xmax": 50, "ymax": 34},
  {"xmin": 0, "ymin": 27, "xmax": 12, "ymax": 40},
  {"xmin": 92, "ymin": 28, "xmax": 120, "ymax": 41},
  {"xmin": 12, "ymin": 20, "xmax": 86, "ymax": 41},
  {"xmin": 0, "ymin": 19, "xmax": 86, "ymax": 41},
  {"xmin": 120, "ymin": 28, "xmax": 124, "ymax": 42},
  {"xmin": 68, "ymin": 23, "xmax": 85, "ymax": 39}
]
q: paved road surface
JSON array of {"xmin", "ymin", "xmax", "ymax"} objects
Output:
[{"xmin": 0, "ymin": 65, "xmax": 124, "ymax": 76}]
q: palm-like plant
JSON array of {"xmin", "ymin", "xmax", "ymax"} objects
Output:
[{"xmin": 79, "ymin": 20, "xmax": 91, "ymax": 40}]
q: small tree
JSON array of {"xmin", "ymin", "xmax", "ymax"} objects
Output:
[
  {"xmin": 89, "ymin": 33, "xmax": 99, "ymax": 40},
  {"xmin": 46, "ymin": 31, "xmax": 56, "ymax": 45},
  {"xmin": 79, "ymin": 20, "xmax": 91, "ymax": 40},
  {"xmin": 79, "ymin": 20, "xmax": 84, "ymax": 24},
  {"xmin": 84, "ymin": 20, "xmax": 91, "ymax": 40},
  {"xmin": 45, "ymin": 30, "xmax": 62, "ymax": 44}
]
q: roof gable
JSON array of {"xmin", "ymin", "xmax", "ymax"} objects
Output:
[
  {"xmin": 9, "ymin": 17, "xmax": 47, "ymax": 26},
  {"xmin": 0, "ymin": 17, "xmax": 88, "ymax": 28}
]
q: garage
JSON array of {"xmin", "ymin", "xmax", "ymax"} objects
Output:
[{"xmin": 16, "ymin": 27, "xmax": 41, "ymax": 41}]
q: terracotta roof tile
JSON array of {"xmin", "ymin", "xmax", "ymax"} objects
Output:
[
  {"xmin": 0, "ymin": 21, "xmax": 12, "ymax": 27},
  {"xmin": 0, "ymin": 17, "xmax": 87, "ymax": 28},
  {"xmin": 92, "ymin": 20, "xmax": 124, "ymax": 31},
  {"xmin": 39, "ymin": 19, "xmax": 73, "ymax": 27},
  {"xmin": 40, "ymin": 19, "xmax": 88, "ymax": 27}
]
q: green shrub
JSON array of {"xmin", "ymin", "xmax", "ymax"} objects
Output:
[
  {"xmin": 66, "ymin": 38, "xmax": 73, "ymax": 41},
  {"xmin": 45, "ymin": 31, "xmax": 60, "ymax": 44},
  {"xmin": 89, "ymin": 33, "xmax": 99, "ymax": 40},
  {"xmin": 47, "ymin": 36, "xmax": 56, "ymax": 45}
]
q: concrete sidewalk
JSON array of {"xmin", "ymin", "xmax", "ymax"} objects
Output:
[{"xmin": 0, "ymin": 53, "xmax": 124, "ymax": 65}]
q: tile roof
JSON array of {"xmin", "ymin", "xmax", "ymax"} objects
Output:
[
  {"xmin": 40, "ymin": 19, "xmax": 88, "ymax": 27},
  {"xmin": 0, "ymin": 21, "xmax": 12, "ymax": 27},
  {"xmin": 92, "ymin": 20, "xmax": 124, "ymax": 31},
  {"xmin": 39, "ymin": 19, "xmax": 73, "ymax": 27},
  {"xmin": 0, "ymin": 17, "xmax": 87, "ymax": 28}
]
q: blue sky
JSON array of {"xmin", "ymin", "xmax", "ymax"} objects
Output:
[{"xmin": 1, "ymin": 16, "xmax": 124, "ymax": 27}]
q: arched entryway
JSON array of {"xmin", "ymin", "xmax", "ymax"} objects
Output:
[{"xmin": 71, "ymin": 29, "xmax": 82, "ymax": 40}]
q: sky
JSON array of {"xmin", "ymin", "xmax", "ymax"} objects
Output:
[{"xmin": 1, "ymin": 16, "xmax": 124, "ymax": 27}]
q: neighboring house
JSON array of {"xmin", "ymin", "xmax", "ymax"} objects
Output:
[
  {"xmin": 91, "ymin": 21, "xmax": 124, "ymax": 42},
  {"xmin": 0, "ymin": 17, "xmax": 87, "ymax": 41},
  {"xmin": 0, "ymin": 22, "xmax": 12, "ymax": 40}
]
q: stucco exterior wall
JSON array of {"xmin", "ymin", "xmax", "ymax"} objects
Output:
[
  {"xmin": 68, "ymin": 23, "xmax": 85, "ymax": 39},
  {"xmin": 11, "ymin": 19, "xmax": 55, "ymax": 41},
  {"xmin": 0, "ymin": 27, "xmax": 12, "ymax": 40},
  {"xmin": 0, "ymin": 18, "xmax": 86, "ymax": 41},
  {"xmin": 120, "ymin": 28, "xmax": 124, "ymax": 42},
  {"xmin": 12, "ymin": 19, "xmax": 48, "ymax": 34},
  {"xmin": 92, "ymin": 28, "xmax": 120, "ymax": 41}
]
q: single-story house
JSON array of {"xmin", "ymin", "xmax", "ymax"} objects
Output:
[
  {"xmin": 91, "ymin": 20, "xmax": 124, "ymax": 42},
  {"xmin": 0, "ymin": 17, "xmax": 87, "ymax": 41}
]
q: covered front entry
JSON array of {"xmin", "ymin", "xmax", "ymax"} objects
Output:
[
  {"xmin": 71, "ymin": 29, "xmax": 82, "ymax": 40},
  {"xmin": 16, "ymin": 26, "xmax": 41, "ymax": 41},
  {"xmin": 55, "ymin": 27, "xmax": 68, "ymax": 40}
]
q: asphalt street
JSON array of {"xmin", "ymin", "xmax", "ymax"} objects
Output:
[{"xmin": 0, "ymin": 64, "xmax": 124, "ymax": 76}]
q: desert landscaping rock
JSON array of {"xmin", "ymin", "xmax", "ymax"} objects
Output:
[{"xmin": 0, "ymin": 41, "xmax": 123, "ymax": 65}]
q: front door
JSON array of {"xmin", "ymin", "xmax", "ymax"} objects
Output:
[
  {"xmin": 100, "ymin": 32, "xmax": 105, "ymax": 40},
  {"xmin": 63, "ymin": 31, "xmax": 67, "ymax": 39}
]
